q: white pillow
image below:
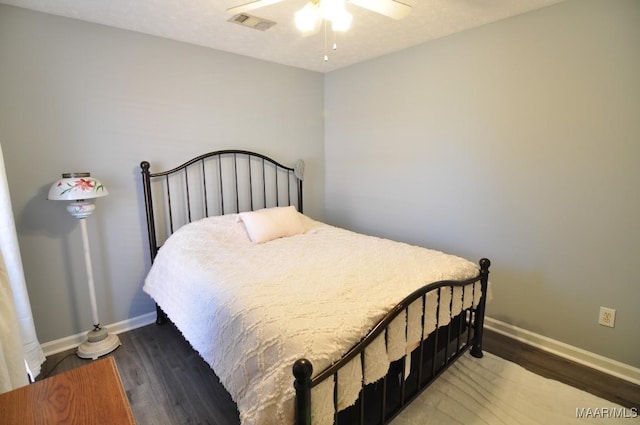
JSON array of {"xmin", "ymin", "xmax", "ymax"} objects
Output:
[{"xmin": 239, "ymin": 206, "xmax": 305, "ymax": 244}]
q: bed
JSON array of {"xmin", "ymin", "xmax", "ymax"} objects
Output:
[{"xmin": 140, "ymin": 150, "xmax": 490, "ymax": 425}]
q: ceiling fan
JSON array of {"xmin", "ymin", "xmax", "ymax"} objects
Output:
[
  {"xmin": 227, "ymin": 0, "xmax": 412, "ymax": 21},
  {"xmin": 228, "ymin": 0, "xmax": 411, "ymax": 61}
]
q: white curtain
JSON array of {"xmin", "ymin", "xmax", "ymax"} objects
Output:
[{"xmin": 0, "ymin": 144, "xmax": 45, "ymax": 393}]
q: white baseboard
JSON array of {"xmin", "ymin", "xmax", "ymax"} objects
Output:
[
  {"xmin": 484, "ymin": 316, "xmax": 640, "ymax": 386},
  {"xmin": 39, "ymin": 313, "xmax": 640, "ymax": 387},
  {"xmin": 40, "ymin": 312, "xmax": 157, "ymax": 357}
]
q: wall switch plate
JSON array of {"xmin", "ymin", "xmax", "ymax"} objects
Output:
[{"xmin": 598, "ymin": 307, "xmax": 616, "ymax": 328}]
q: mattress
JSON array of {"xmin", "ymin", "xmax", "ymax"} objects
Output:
[{"xmin": 143, "ymin": 213, "xmax": 482, "ymax": 425}]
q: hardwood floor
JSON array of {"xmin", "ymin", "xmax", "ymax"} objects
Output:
[
  {"xmin": 482, "ymin": 330, "xmax": 640, "ymax": 410},
  {"xmin": 39, "ymin": 324, "xmax": 639, "ymax": 424},
  {"xmin": 40, "ymin": 323, "xmax": 241, "ymax": 425}
]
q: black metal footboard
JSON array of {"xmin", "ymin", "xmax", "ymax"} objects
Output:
[{"xmin": 294, "ymin": 258, "xmax": 491, "ymax": 425}]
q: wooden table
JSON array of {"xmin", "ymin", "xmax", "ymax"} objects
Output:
[{"xmin": 0, "ymin": 356, "xmax": 135, "ymax": 424}]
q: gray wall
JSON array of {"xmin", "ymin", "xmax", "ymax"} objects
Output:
[
  {"xmin": 324, "ymin": 0, "xmax": 640, "ymax": 367},
  {"xmin": 0, "ymin": 5, "xmax": 325, "ymax": 344}
]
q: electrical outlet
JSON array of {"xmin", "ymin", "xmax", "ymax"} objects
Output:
[{"xmin": 598, "ymin": 307, "xmax": 616, "ymax": 328}]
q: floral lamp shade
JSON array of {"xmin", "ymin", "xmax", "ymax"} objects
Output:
[
  {"xmin": 48, "ymin": 173, "xmax": 108, "ymax": 201},
  {"xmin": 48, "ymin": 173, "xmax": 108, "ymax": 219}
]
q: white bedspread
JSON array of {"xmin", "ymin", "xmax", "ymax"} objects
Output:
[{"xmin": 143, "ymin": 213, "xmax": 482, "ymax": 425}]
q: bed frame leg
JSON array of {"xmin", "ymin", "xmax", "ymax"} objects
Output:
[
  {"xmin": 156, "ymin": 304, "xmax": 167, "ymax": 325},
  {"xmin": 293, "ymin": 358, "xmax": 313, "ymax": 425},
  {"xmin": 470, "ymin": 258, "xmax": 491, "ymax": 358}
]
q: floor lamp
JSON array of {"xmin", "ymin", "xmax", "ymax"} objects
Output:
[{"xmin": 48, "ymin": 172, "xmax": 121, "ymax": 359}]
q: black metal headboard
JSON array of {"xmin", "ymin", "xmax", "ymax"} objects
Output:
[{"xmin": 140, "ymin": 150, "xmax": 304, "ymax": 263}]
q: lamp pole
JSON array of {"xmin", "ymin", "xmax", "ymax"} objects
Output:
[
  {"xmin": 79, "ymin": 217, "xmax": 100, "ymax": 331},
  {"xmin": 75, "ymin": 207, "xmax": 120, "ymax": 359}
]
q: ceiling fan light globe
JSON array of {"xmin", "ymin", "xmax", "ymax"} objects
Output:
[
  {"xmin": 331, "ymin": 9, "xmax": 352, "ymax": 32},
  {"xmin": 320, "ymin": 0, "xmax": 346, "ymax": 20},
  {"xmin": 295, "ymin": 2, "xmax": 321, "ymax": 32}
]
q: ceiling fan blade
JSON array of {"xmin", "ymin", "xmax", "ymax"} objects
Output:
[
  {"xmin": 348, "ymin": 0, "xmax": 412, "ymax": 19},
  {"xmin": 227, "ymin": 0, "xmax": 285, "ymax": 15}
]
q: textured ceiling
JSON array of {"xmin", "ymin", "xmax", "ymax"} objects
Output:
[{"xmin": 0, "ymin": 0, "xmax": 565, "ymax": 73}]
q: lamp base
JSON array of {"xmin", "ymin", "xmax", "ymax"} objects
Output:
[{"xmin": 77, "ymin": 330, "xmax": 121, "ymax": 360}]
